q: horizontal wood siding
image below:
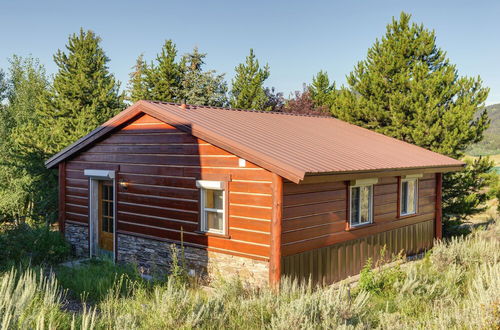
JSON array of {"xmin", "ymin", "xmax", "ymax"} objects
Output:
[
  {"xmin": 282, "ymin": 219, "xmax": 434, "ymax": 285},
  {"xmin": 63, "ymin": 114, "xmax": 273, "ymax": 260},
  {"xmin": 282, "ymin": 173, "xmax": 436, "ymax": 256}
]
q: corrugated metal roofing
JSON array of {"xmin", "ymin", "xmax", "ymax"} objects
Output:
[{"xmin": 45, "ymin": 100, "xmax": 464, "ymax": 183}]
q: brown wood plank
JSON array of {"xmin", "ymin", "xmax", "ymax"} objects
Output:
[
  {"xmin": 118, "ymin": 192, "xmax": 198, "ymax": 211},
  {"xmin": 184, "ymin": 167, "xmax": 273, "ymax": 181},
  {"xmin": 284, "ymin": 181, "xmax": 346, "ymax": 195},
  {"xmin": 229, "ymin": 228, "xmax": 270, "ymax": 245},
  {"xmin": 74, "ymin": 153, "xmax": 240, "ymax": 167},
  {"xmin": 282, "ymin": 221, "xmax": 345, "ymax": 244},
  {"xmin": 229, "ymin": 192, "xmax": 273, "ymax": 207},
  {"xmin": 283, "ymin": 189, "xmax": 345, "ymax": 206},
  {"xmin": 118, "ymin": 202, "xmax": 198, "ymax": 222},
  {"xmin": 283, "ymin": 200, "xmax": 345, "ymax": 219},
  {"xmin": 229, "ymin": 181, "xmax": 273, "ymax": 195},
  {"xmin": 89, "ymin": 144, "xmax": 232, "ymax": 156},
  {"xmin": 99, "ymin": 133, "xmax": 199, "ymax": 145},
  {"xmin": 118, "ymin": 212, "xmax": 198, "ymax": 231},
  {"xmin": 283, "ymin": 211, "xmax": 347, "ymax": 231},
  {"xmin": 229, "ymin": 204, "xmax": 272, "ymax": 220},
  {"xmin": 123, "ymin": 183, "xmax": 198, "ymax": 200},
  {"xmin": 230, "ymin": 217, "xmax": 271, "ymax": 233},
  {"xmin": 118, "ymin": 173, "xmax": 196, "ymax": 189}
]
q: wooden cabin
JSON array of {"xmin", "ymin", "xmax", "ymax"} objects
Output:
[{"xmin": 46, "ymin": 101, "xmax": 464, "ymax": 286}]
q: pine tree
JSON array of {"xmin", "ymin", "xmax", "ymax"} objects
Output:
[
  {"xmin": 38, "ymin": 28, "xmax": 124, "ymax": 154},
  {"xmin": 333, "ymin": 13, "xmax": 489, "ymax": 158},
  {"xmin": 230, "ymin": 49, "xmax": 270, "ymax": 110},
  {"xmin": 179, "ymin": 47, "xmax": 228, "ymax": 106},
  {"xmin": 147, "ymin": 39, "xmax": 183, "ymax": 102},
  {"xmin": 309, "ymin": 70, "xmax": 335, "ymax": 108},
  {"xmin": 331, "ymin": 12, "xmax": 491, "ymax": 234},
  {"xmin": 127, "ymin": 54, "xmax": 150, "ymax": 102}
]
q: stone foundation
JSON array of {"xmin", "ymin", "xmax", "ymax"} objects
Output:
[
  {"xmin": 117, "ymin": 233, "xmax": 269, "ymax": 286},
  {"xmin": 64, "ymin": 223, "xmax": 89, "ymax": 257}
]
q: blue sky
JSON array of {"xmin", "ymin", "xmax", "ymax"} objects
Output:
[{"xmin": 1, "ymin": 0, "xmax": 499, "ymax": 104}]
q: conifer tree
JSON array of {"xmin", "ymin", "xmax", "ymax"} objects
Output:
[
  {"xmin": 179, "ymin": 47, "xmax": 228, "ymax": 106},
  {"xmin": 147, "ymin": 39, "xmax": 183, "ymax": 102},
  {"xmin": 309, "ymin": 70, "xmax": 335, "ymax": 108},
  {"xmin": 332, "ymin": 12, "xmax": 489, "ymax": 159},
  {"xmin": 331, "ymin": 12, "xmax": 491, "ymax": 234},
  {"xmin": 230, "ymin": 49, "xmax": 270, "ymax": 110},
  {"xmin": 127, "ymin": 54, "xmax": 150, "ymax": 102},
  {"xmin": 39, "ymin": 28, "xmax": 124, "ymax": 154}
]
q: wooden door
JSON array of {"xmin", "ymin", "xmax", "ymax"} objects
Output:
[{"xmin": 98, "ymin": 180, "xmax": 114, "ymax": 252}]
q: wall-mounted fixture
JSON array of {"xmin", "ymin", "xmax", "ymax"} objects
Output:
[{"xmin": 119, "ymin": 179, "xmax": 129, "ymax": 190}]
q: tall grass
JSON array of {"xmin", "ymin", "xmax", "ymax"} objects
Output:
[{"xmin": 0, "ymin": 218, "xmax": 498, "ymax": 329}]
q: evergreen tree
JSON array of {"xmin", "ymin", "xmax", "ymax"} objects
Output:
[
  {"xmin": 230, "ymin": 49, "xmax": 270, "ymax": 110},
  {"xmin": 147, "ymin": 39, "xmax": 183, "ymax": 102},
  {"xmin": 309, "ymin": 70, "xmax": 335, "ymax": 108},
  {"xmin": 38, "ymin": 28, "xmax": 124, "ymax": 154},
  {"xmin": 179, "ymin": 47, "xmax": 228, "ymax": 106},
  {"xmin": 127, "ymin": 54, "xmax": 150, "ymax": 102},
  {"xmin": 0, "ymin": 56, "xmax": 56, "ymax": 223},
  {"xmin": 331, "ymin": 12, "xmax": 491, "ymax": 235},
  {"xmin": 442, "ymin": 157, "xmax": 496, "ymax": 235},
  {"xmin": 127, "ymin": 43, "xmax": 228, "ymax": 106}
]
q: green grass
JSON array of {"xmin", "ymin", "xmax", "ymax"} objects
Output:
[{"xmin": 55, "ymin": 258, "xmax": 143, "ymax": 303}]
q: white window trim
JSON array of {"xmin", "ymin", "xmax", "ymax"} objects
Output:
[
  {"xmin": 349, "ymin": 183, "xmax": 374, "ymax": 228},
  {"xmin": 197, "ymin": 180, "xmax": 226, "ymax": 235},
  {"xmin": 400, "ymin": 178, "xmax": 418, "ymax": 216}
]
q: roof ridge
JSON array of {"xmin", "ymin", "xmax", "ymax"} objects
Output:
[{"xmin": 145, "ymin": 100, "xmax": 334, "ymax": 119}]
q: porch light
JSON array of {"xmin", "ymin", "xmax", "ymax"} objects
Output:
[{"xmin": 119, "ymin": 179, "xmax": 129, "ymax": 190}]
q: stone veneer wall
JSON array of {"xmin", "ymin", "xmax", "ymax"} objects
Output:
[
  {"xmin": 117, "ymin": 233, "xmax": 269, "ymax": 286},
  {"xmin": 64, "ymin": 223, "xmax": 89, "ymax": 257}
]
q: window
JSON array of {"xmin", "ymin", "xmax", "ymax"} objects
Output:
[
  {"xmin": 400, "ymin": 178, "xmax": 418, "ymax": 216},
  {"xmin": 350, "ymin": 184, "xmax": 373, "ymax": 227},
  {"xmin": 197, "ymin": 180, "xmax": 226, "ymax": 235}
]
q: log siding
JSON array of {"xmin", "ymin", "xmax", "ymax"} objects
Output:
[
  {"xmin": 282, "ymin": 173, "xmax": 437, "ymax": 256},
  {"xmin": 62, "ymin": 114, "xmax": 273, "ymax": 261}
]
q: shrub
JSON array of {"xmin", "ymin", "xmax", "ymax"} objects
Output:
[{"xmin": 0, "ymin": 223, "xmax": 70, "ymax": 269}]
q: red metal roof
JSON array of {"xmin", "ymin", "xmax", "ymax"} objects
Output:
[{"xmin": 45, "ymin": 101, "xmax": 464, "ymax": 183}]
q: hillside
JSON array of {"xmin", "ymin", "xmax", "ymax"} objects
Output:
[{"xmin": 467, "ymin": 103, "xmax": 500, "ymax": 156}]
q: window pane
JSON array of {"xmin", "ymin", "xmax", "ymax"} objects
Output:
[
  {"xmin": 102, "ymin": 201, "xmax": 108, "ymax": 216},
  {"xmin": 407, "ymin": 180, "xmax": 416, "ymax": 214},
  {"xmin": 401, "ymin": 181, "xmax": 408, "ymax": 214},
  {"xmin": 109, "ymin": 218, "xmax": 113, "ymax": 232},
  {"xmin": 360, "ymin": 186, "xmax": 371, "ymax": 224},
  {"xmin": 205, "ymin": 189, "xmax": 223, "ymax": 210},
  {"xmin": 102, "ymin": 217, "xmax": 108, "ymax": 232},
  {"xmin": 206, "ymin": 211, "xmax": 223, "ymax": 232},
  {"xmin": 351, "ymin": 187, "xmax": 360, "ymax": 225}
]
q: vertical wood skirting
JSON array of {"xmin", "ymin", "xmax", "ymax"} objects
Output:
[
  {"xmin": 270, "ymin": 173, "xmax": 283, "ymax": 287},
  {"xmin": 282, "ymin": 220, "xmax": 434, "ymax": 285},
  {"xmin": 435, "ymin": 173, "xmax": 443, "ymax": 239},
  {"xmin": 58, "ymin": 162, "xmax": 66, "ymax": 233}
]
